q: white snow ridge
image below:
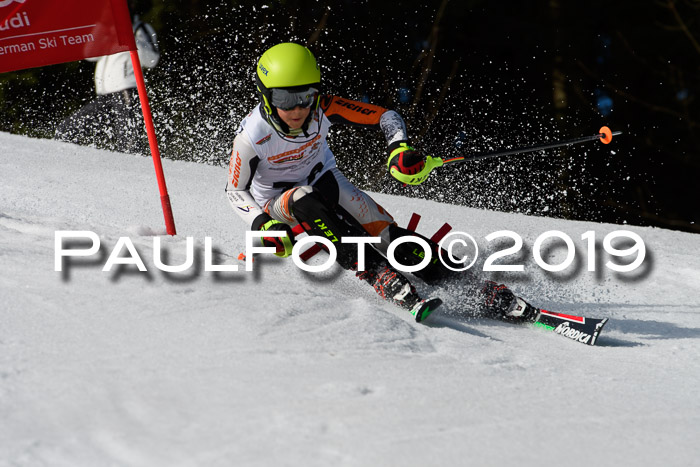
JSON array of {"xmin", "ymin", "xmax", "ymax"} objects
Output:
[{"xmin": 1, "ymin": 131, "xmax": 699, "ymax": 467}]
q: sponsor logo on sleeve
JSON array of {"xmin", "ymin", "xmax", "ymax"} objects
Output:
[
  {"xmin": 229, "ymin": 151, "xmax": 242, "ymax": 187},
  {"xmin": 226, "ymin": 191, "xmax": 244, "ymax": 203},
  {"xmin": 335, "ymin": 98, "xmax": 378, "ymax": 116}
]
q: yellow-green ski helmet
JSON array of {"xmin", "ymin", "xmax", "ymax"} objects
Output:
[{"xmin": 255, "ymin": 42, "xmax": 321, "ymax": 137}]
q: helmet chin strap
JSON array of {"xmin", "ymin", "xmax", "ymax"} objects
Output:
[{"xmin": 300, "ymin": 111, "xmax": 314, "ymax": 137}]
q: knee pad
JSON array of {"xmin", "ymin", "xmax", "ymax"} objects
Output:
[
  {"xmin": 387, "ymin": 225, "xmax": 461, "ymax": 285},
  {"xmin": 291, "ymin": 188, "xmax": 371, "ymax": 271},
  {"xmin": 290, "ymin": 185, "xmax": 314, "ymax": 204},
  {"xmin": 290, "ymin": 187, "xmax": 330, "ymax": 225}
]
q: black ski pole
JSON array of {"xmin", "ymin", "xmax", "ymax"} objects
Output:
[
  {"xmin": 438, "ymin": 126, "xmax": 622, "ymax": 165},
  {"xmin": 397, "ymin": 127, "xmax": 622, "ymax": 185}
]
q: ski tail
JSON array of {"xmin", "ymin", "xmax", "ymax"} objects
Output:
[
  {"xmin": 533, "ymin": 309, "xmax": 608, "ymax": 346},
  {"xmin": 411, "ymin": 298, "xmax": 443, "ymax": 323}
]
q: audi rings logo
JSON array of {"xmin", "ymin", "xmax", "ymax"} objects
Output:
[{"xmin": 0, "ymin": 0, "xmax": 26, "ymax": 7}]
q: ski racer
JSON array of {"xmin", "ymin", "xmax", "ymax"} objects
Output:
[{"xmin": 226, "ymin": 42, "xmax": 534, "ymax": 323}]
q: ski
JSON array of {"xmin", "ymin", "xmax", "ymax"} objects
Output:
[
  {"xmin": 410, "ymin": 297, "xmax": 443, "ymax": 323},
  {"xmin": 531, "ymin": 309, "xmax": 608, "ymax": 346},
  {"xmin": 290, "ymin": 219, "xmax": 608, "ymax": 343}
]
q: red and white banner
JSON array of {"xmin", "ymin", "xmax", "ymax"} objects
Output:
[
  {"xmin": 1, "ymin": 0, "xmax": 176, "ymax": 235},
  {"xmin": 0, "ymin": 0, "xmax": 135, "ymax": 73}
]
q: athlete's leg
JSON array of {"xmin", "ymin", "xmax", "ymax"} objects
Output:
[
  {"xmin": 263, "ymin": 181, "xmax": 424, "ymax": 309},
  {"xmin": 309, "ymin": 168, "xmax": 468, "ymax": 285}
]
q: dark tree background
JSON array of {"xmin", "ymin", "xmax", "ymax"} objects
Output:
[{"xmin": 2, "ymin": 0, "xmax": 699, "ymax": 233}]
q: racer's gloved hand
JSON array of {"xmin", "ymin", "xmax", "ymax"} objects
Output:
[
  {"xmin": 258, "ymin": 219, "xmax": 295, "ymax": 257},
  {"xmin": 387, "ymin": 142, "xmax": 425, "ymax": 175},
  {"xmin": 387, "ymin": 141, "xmax": 442, "ymax": 185}
]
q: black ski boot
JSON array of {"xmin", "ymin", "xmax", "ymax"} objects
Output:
[
  {"xmin": 479, "ymin": 280, "xmax": 537, "ymax": 322},
  {"xmin": 356, "ymin": 264, "xmax": 441, "ymax": 323},
  {"xmin": 291, "ymin": 188, "xmax": 441, "ymax": 322}
]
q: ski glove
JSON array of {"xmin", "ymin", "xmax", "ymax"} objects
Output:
[
  {"xmin": 387, "ymin": 142, "xmax": 442, "ymax": 185},
  {"xmin": 259, "ymin": 219, "xmax": 295, "ymax": 258}
]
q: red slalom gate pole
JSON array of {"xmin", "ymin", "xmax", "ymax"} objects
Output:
[{"xmin": 130, "ymin": 50, "xmax": 176, "ymax": 236}]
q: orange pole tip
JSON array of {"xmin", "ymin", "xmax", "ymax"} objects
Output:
[{"xmin": 599, "ymin": 126, "xmax": 613, "ymax": 144}]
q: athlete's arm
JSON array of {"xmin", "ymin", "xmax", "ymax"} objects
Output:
[
  {"xmin": 319, "ymin": 95, "xmax": 408, "ymax": 145},
  {"xmin": 225, "ymin": 132, "xmax": 270, "ymax": 229}
]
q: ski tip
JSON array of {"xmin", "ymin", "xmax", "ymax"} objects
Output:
[
  {"xmin": 413, "ymin": 298, "xmax": 443, "ymax": 323},
  {"xmin": 535, "ymin": 309, "xmax": 610, "ymax": 346},
  {"xmin": 590, "ymin": 317, "xmax": 610, "ymax": 346},
  {"xmin": 599, "ymin": 126, "xmax": 613, "ymax": 144}
]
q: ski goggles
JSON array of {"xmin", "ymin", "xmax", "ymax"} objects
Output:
[{"xmin": 271, "ymin": 86, "xmax": 318, "ymax": 111}]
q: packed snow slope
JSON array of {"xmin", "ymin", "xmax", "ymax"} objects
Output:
[{"xmin": 1, "ymin": 131, "xmax": 699, "ymax": 467}]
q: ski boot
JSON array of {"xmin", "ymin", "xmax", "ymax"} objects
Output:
[
  {"xmin": 357, "ymin": 265, "xmax": 441, "ymax": 323},
  {"xmin": 479, "ymin": 280, "xmax": 537, "ymax": 322}
]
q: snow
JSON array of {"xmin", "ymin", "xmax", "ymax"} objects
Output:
[{"xmin": 1, "ymin": 131, "xmax": 700, "ymax": 466}]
